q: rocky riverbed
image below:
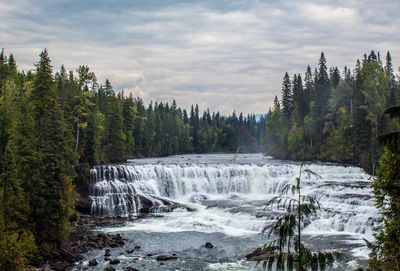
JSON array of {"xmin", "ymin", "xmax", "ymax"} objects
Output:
[{"xmin": 38, "ymin": 215, "xmax": 128, "ymax": 271}]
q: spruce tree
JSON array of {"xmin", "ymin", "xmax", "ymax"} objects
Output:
[
  {"xmin": 369, "ymin": 106, "xmax": 400, "ymax": 270},
  {"xmin": 313, "ymin": 52, "xmax": 330, "ymax": 148},
  {"xmin": 122, "ymin": 97, "xmax": 135, "ymax": 156},
  {"xmin": 30, "ymin": 50, "xmax": 75, "ymax": 256},
  {"xmin": 104, "ymin": 94, "xmax": 126, "ymax": 162},
  {"xmin": 329, "ymin": 67, "xmax": 340, "ymax": 89},
  {"xmin": 385, "ymin": 51, "xmax": 396, "ymax": 107},
  {"xmin": 352, "ymin": 60, "xmax": 372, "ymax": 167},
  {"xmin": 281, "ymin": 72, "xmax": 293, "ymax": 121},
  {"xmin": 292, "ymin": 74, "xmax": 306, "ymax": 126}
]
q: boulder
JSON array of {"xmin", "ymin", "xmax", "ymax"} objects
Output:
[
  {"xmin": 156, "ymin": 255, "xmax": 177, "ymax": 261},
  {"xmin": 109, "ymin": 258, "xmax": 120, "ymax": 265},
  {"xmin": 205, "ymin": 242, "xmax": 214, "ymax": 248},
  {"xmin": 88, "ymin": 259, "xmax": 98, "ymax": 266}
]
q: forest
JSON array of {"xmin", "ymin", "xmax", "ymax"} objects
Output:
[
  {"xmin": 0, "ymin": 49, "xmax": 399, "ymax": 270},
  {"xmin": 265, "ymin": 51, "xmax": 399, "ymax": 173},
  {"xmin": 0, "ymin": 49, "xmax": 264, "ymax": 269}
]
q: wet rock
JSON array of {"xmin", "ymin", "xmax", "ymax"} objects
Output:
[
  {"xmin": 190, "ymin": 194, "xmax": 208, "ymax": 203},
  {"xmin": 146, "ymin": 253, "xmax": 153, "ymax": 257},
  {"xmin": 105, "ymin": 249, "xmax": 111, "ymax": 257},
  {"xmin": 52, "ymin": 262, "xmax": 67, "ymax": 271},
  {"xmin": 156, "ymin": 255, "xmax": 178, "ymax": 261},
  {"xmin": 228, "ymin": 194, "xmax": 240, "ymax": 200},
  {"xmin": 41, "ymin": 264, "xmax": 51, "ymax": 271},
  {"xmin": 104, "ymin": 267, "xmax": 116, "ymax": 271},
  {"xmin": 109, "ymin": 258, "xmax": 120, "ymax": 264},
  {"xmin": 88, "ymin": 259, "xmax": 98, "ymax": 266},
  {"xmin": 125, "ymin": 267, "xmax": 139, "ymax": 271},
  {"xmin": 126, "ymin": 249, "xmax": 134, "ymax": 254},
  {"xmin": 104, "ymin": 257, "xmax": 111, "ymax": 261},
  {"xmin": 246, "ymin": 246, "xmax": 279, "ymax": 261},
  {"xmin": 245, "ymin": 247, "xmax": 262, "ymax": 260},
  {"xmin": 205, "ymin": 242, "xmax": 214, "ymax": 248}
]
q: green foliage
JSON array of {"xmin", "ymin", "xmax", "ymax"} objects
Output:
[
  {"xmin": 265, "ymin": 51, "xmax": 399, "ymax": 173},
  {"xmin": 104, "ymin": 95, "xmax": 126, "ymax": 162},
  {"xmin": 29, "ymin": 50, "xmax": 75, "ymax": 256},
  {"xmin": 248, "ymin": 164, "xmax": 344, "ymax": 270},
  {"xmin": 369, "ymin": 146, "xmax": 400, "ymax": 269},
  {"xmin": 0, "ymin": 49, "xmax": 266, "ymax": 268},
  {"xmin": 281, "ymin": 72, "xmax": 293, "ymax": 121},
  {"xmin": 0, "ymin": 226, "xmax": 37, "ymax": 271}
]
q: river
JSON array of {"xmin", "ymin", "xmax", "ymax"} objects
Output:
[{"xmin": 74, "ymin": 153, "xmax": 377, "ymax": 270}]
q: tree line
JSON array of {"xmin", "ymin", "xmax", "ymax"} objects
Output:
[
  {"xmin": 0, "ymin": 49, "xmax": 264, "ymax": 269},
  {"xmin": 265, "ymin": 51, "xmax": 399, "ymax": 173}
]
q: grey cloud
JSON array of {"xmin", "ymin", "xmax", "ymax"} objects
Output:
[{"xmin": 1, "ymin": 0, "xmax": 399, "ymax": 114}]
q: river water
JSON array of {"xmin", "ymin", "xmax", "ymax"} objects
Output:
[{"xmin": 75, "ymin": 153, "xmax": 378, "ymax": 270}]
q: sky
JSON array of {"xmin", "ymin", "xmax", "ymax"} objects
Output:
[{"xmin": 1, "ymin": 0, "xmax": 399, "ymax": 114}]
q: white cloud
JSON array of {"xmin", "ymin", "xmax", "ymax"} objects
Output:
[
  {"xmin": 0, "ymin": 0, "xmax": 399, "ymax": 114},
  {"xmin": 299, "ymin": 3, "xmax": 359, "ymax": 25}
]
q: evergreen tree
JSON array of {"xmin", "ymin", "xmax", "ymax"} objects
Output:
[
  {"xmin": 385, "ymin": 51, "xmax": 396, "ymax": 107},
  {"xmin": 30, "ymin": 50, "xmax": 75, "ymax": 256},
  {"xmin": 369, "ymin": 106, "xmax": 400, "ymax": 270},
  {"xmin": 292, "ymin": 74, "xmax": 306, "ymax": 125},
  {"xmin": 122, "ymin": 97, "xmax": 135, "ymax": 156},
  {"xmin": 329, "ymin": 67, "xmax": 340, "ymax": 89},
  {"xmin": 281, "ymin": 72, "xmax": 293, "ymax": 121},
  {"xmin": 104, "ymin": 94, "xmax": 126, "ymax": 162},
  {"xmin": 314, "ymin": 52, "xmax": 330, "ymax": 142}
]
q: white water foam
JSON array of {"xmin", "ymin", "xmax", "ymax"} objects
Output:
[{"xmin": 90, "ymin": 154, "xmax": 378, "ymax": 259}]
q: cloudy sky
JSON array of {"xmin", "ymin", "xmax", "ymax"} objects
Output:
[{"xmin": 1, "ymin": 0, "xmax": 399, "ymax": 114}]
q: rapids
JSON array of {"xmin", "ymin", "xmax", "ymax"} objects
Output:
[{"xmin": 84, "ymin": 154, "xmax": 378, "ymax": 270}]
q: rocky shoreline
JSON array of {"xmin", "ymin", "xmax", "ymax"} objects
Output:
[{"xmin": 39, "ymin": 215, "xmax": 130, "ymax": 271}]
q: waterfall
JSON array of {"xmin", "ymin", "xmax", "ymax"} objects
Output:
[{"xmin": 89, "ymin": 157, "xmax": 378, "ymax": 236}]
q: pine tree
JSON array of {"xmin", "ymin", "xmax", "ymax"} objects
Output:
[
  {"xmin": 30, "ymin": 50, "xmax": 75, "ymax": 256},
  {"xmin": 352, "ymin": 60, "xmax": 372, "ymax": 168},
  {"xmin": 190, "ymin": 104, "xmax": 200, "ymax": 152},
  {"xmin": 369, "ymin": 106, "xmax": 400, "ymax": 270},
  {"xmin": 385, "ymin": 51, "xmax": 396, "ymax": 107},
  {"xmin": 304, "ymin": 66, "xmax": 314, "ymax": 105},
  {"xmin": 329, "ymin": 67, "xmax": 340, "ymax": 89},
  {"xmin": 281, "ymin": 72, "xmax": 293, "ymax": 121},
  {"xmin": 1, "ymin": 82, "xmax": 38, "ymax": 269},
  {"xmin": 313, "ymin": 52, "xmax": 330, "ymax": 148},
  {"xmin": 104, "ymin": 94, "xmax": 126, "ymax": 162},
  {"xmin": 122, "ymin": 97, "xmax": 135, "ymax": 156},
  {"xmin": 292, "ymin": 74, "xmax": 306, "ymax": 126}
]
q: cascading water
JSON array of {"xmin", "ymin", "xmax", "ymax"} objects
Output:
[{"xmin": 89, "ymin": 154, "xmax": 378, "ymax": 237}]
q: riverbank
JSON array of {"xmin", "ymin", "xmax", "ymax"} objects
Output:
[{"xmin": 35, "ymin": 215, "xmax": 129, "ymax": 271}]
